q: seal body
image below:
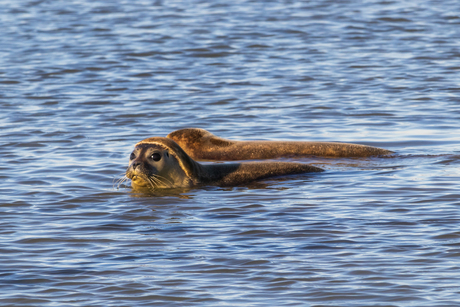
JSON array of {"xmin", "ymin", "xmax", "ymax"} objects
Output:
[
  {"xmin": 126, "ymin": 137, "xmax": 323, "ymax": 190},
  {"xmin": 167, "ymin": 128, "xmax": 393, "ymax": 161}
]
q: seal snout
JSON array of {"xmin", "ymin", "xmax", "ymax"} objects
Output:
[{"xmin": 131, "ymin": 161, "xmax": 141, "ymax": 170}]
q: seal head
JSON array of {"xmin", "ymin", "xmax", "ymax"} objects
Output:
[{"xmin": 126, "ymin": 137, "xmax": 198, "ymax": 190}]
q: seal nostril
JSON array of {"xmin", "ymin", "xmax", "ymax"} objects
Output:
[{"xmin": 132, "ymin": 161, "xmax": 141, "ymax": 170}]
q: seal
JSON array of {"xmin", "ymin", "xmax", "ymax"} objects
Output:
[
  {"xmin": 167, "ymin": 128, "xmax": 393, "ymax": 161},
  {"xmin": 125, "ymin": 137, "xmax": 323, "ymax": 190}
]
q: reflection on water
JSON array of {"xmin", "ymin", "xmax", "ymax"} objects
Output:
[{"xmin": 2, "ymin": 0, "xmax": 460, "ymax": 306}]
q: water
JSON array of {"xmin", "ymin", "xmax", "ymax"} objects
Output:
[{"xmin": 1, "ymin": 0, "xmax": 460, "ymax": 306}]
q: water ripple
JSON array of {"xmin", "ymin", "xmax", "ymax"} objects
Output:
[{"xmin": 1, "ymin": 0, "xmax": 460, "ymax": 306}]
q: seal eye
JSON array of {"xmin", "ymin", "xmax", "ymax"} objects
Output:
[
  {"xmin": 130, "ymin": 153, "xmax": 135, "ymax": 160},
  {"xmin": 151, "ymin": 153, "xmax": 161, "ymax": 161}
]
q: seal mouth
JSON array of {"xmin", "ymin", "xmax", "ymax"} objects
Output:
[
  {"xmin": 130, "ymin": 174, "xmax": 150, "ymax": 188},
  {"xmin": 127, "ymin": 170, "xmax": 174, "ymax": 190}
]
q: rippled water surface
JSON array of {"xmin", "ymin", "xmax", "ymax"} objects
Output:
[{"xmin": 2, "ymin": 0, "xmax": 460, "ymax": 306}]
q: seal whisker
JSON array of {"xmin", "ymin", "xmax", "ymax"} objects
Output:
[
  {"xmin": 146, "ymin": 175, "xmax": 158, "ymax": 186},
  {"xmin": 112, "ymin": 176, "xmax": 122, "ymax": 188},
  {"xmin": 115, "ymin": 176, "xmax": 130, "ymax": 189},
  {"xmin": 148, "ymin": 175, "xmax": 162, "ymax": 188},
  {"xmin": 151, "ymin": 174, "xmax": 174, "ymax": 187},
  {"xmin": 113, "ymin": 175, "xmax": 128, "ymax": 189},
  {"xmin": 120, "ymin": 176, "xmax": 130, "ymax": 188},
  {"xmin": 146, "ymin": 176, "xmax": 159, "ymax": 190},
  {"xmin": 149, "ymin": 174, "xmax": 172, "ymax": 188},
  {"xmin": 158, "ymin": 175, "xmax": 174, "ymax": 187}
]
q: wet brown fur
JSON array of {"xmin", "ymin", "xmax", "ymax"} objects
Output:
[{"xmin": 167, "ymin": 128, "xmax": 393, "ymax": 161}]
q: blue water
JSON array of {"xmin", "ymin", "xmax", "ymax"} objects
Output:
[{"xmin": 1, "ymin": 0, "xmax": 460, "ymax": 306}]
